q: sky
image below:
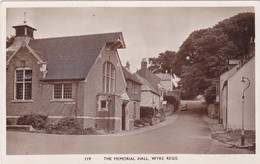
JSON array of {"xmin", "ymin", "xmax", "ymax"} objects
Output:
[{"xmin": 6, "ymin": 7, "xmax": 254, "ymax": 72}]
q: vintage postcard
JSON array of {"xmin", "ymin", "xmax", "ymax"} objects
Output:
[{"xmin": 1, "ymin": 1, "xmax": 259, "ymax": 164}]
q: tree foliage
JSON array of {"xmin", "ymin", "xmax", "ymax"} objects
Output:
[
  {"xmin": 204, "ymin": 85, "xmax": 216, "ymax": 104},
  {"xmin": 148, "ymin": 50, "xmax": 176, "ymax": 74},
  {"xmin": 177, "ymin": 12, "xmax": 254, "ymax": 97},
  {"xmin": 6, "ymin": 35, "xmax": 15, "ymax": 48},
  {"xmin": 148, "ymin": 12, "xmax": 255, "ymax": 99}
]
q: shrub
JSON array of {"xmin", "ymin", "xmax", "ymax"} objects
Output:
[
  {"xmin": 140, "ymin": 107, "xmax": 154, "ymax": 118},
  {"xmin": 164, "ymin": 91, "xmax": 180, "ymax": 111},
  {"xmin": 141, "ymin": 118, "xmax": 152, "ymax": 125},
  {"xmin": 157, "ymin": 109, "xmax": 166, "ymax": 122},
  {"xmin": 6, "ymin": 119, "xmax": 13, "ymax": 125},
  {"xmin": 17, "ymin": 114, "xmax": 47, "ymax": 130},
  {"xmin": 134, "ymin": 119, "xmax": 145, "ymax": 127},
  {"xmin": 204, "ymin": 85, "xmax": 216, "ymax": 104},
  {"xmin": 45, "ymin": 117, "xmax": 96, "ymax": 135}
]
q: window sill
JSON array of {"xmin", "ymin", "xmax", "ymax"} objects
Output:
[
  {"xmin": 50, "ymin": 99, "xmax": 75, "ymax": 104},
  {"xmin": 12, "ymin": 100, "xmax": 33, "ymax": 103},
  {"xmin": 98, "ymin": 108, "xmax": 108, "ymax": 111}
]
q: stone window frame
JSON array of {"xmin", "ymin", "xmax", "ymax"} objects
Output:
[
  {"xmin": 52, "ymin": 83, "xmax": 73, "ymax": 100},
  {"xmin": 14, "ymin": 67, "xmax": 32, "ymax": 101},
  {"xmin": 102, "ymin": 61, "xmax": 115, "ymax": 93},
  {"xmin": 97, "ymin": 95, "xmax": 109, "ymax": 111}
]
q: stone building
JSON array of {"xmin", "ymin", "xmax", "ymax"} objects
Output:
[
  {"xmin": 136, "ymin": 59, "xmax": 164, "ymax": 111},
  {"xmin": 6, "ymin": 21, "xmax": 133, "ymax": 132},
  {"xmin": 122, "ymin": 62, "xmax": 142, "ymax": 130}
]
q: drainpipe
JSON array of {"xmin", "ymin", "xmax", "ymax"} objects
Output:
[{"xmin": 75, "ymin": 82, "xmax": 78, "ymax": 119}]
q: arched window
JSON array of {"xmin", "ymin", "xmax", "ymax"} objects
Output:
[
  {"xmin": 15, "ymin": 67, "xmax": 32, "ymax": 100},
  {"xmin": 102, "ymin": 62, "xmax": 115, "ymax": 93}
]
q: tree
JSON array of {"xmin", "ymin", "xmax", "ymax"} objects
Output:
[
  {"xmin": 174, "ymin": 12, "xmax": 254, "ymax": 98},
  {"xmin": 6, "ymin": 35, "xmax": 15, "ymax": 48},
  {"xmin": 146, "ymin": 13, "xmax": 254, "ymax": 99},
  {"xmin": 148, "ymin": 50, "xmax": 176, "ymax": 74}
]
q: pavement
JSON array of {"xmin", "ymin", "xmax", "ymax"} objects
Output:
[
  {"xmin": 201, "ymin": 106, "xmax": 255, "ymax": 150},
  {"xmin": 6, "ymin": 100, "xmax": 253, "ymax": 155},
  {"xmin": 202, "ymin": 112, "xmax": 226, "ymax": 134},
  {"xmin": 108, "ymin": 114, "xmax": 178, "ymax": 136}
]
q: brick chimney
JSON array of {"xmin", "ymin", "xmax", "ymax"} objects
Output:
[
  {"xmin": 141, "ymin": 58, "xmax": 147, "ymax": 69},
  {"xmin": 137, "ymin": 58, "xmax": 148, "ymax": 78}
]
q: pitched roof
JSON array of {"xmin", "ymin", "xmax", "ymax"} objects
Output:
[
  {"xmin": 122, "ymin": 67, "xmax": 142, "ymax": 85},
  {"xmin": 136, "ymin": 67, "xmax": 161, "ymax": 92},
  {"xmin": 6, "ymin": 51, "xmax": 15, "ymax": 61},
  {"xmin": 28, "ymin": 32, "xmax": 124, "ymax": 80},
  {"xmin": 12, "ymin": 22, "xmax": 37, "ymax": 30},
  {"xmin": 155, "ymin": 73, "xmax": 172, "ymax": 81},
  {"xmin": 135, "ymin": 73, "xmax": 160, "ymax": 95}
]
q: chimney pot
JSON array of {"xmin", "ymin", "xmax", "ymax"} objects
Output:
[{"xmin": 125, "ymin": 61, "xmax": 130, "ymax": 70}]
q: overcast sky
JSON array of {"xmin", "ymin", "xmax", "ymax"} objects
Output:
[{"xmin": 7, "ymin": 7, "xmax": 254, "ymax": 72}]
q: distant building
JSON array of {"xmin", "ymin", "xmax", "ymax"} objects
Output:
[
  {"xmin": 155, "ymin": 73, "xmax": 174, "ymax": 91},
  {"xmin": 6, "ymin": 20, "xmax": 134, "ymax": 132}
]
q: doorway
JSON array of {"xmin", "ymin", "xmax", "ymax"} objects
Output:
[{"xmin": 122, "ymin": 104, "xmax": 126, "ymax": 130}]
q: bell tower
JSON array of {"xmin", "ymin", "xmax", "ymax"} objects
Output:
[{"xmin": 12, "ymin": 12, "xmax": 36, "ymax": 39}]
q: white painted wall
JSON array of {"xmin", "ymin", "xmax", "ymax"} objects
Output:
[
  {"xmin": 140, "ymin": 91, "xmax": 160, "ymax": 109},
  {"xmin": 227, "ymin": 57, "xmax": 255, "ymax": 130}
]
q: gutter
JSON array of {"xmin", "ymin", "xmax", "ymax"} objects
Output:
[{"xmin": 40, "ymin": 78, "xmax": 85, "ymax": 82}]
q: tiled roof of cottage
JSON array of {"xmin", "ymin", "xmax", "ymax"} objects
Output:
[
  {"xmin": 136, "ymin": 67, "xmax": 161, "ymax": 93},
  {"xmin": 122, "ymin": 67, "xmax": 142, "ymax": 85},
  {"xmin": 135, "ymin": 74, "xmax": 160, "ymax": 95},
  {"xmin": 28, "ymin": 32, "xmax": 124, "ymax": 80},
  {"xmin": 155, "ymin": 73, "xmax": 172, "ymax": 81},
  {"xmin": 122, "ymin": 67, "xmax": 142, "ymax": 101}
]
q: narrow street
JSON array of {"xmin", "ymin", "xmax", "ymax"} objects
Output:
[{"xmin": 7, "ymin": 101, "xmax": 252, "ymax": 155}]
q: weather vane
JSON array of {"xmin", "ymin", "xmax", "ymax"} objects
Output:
[{"xmin": 23, "ymin": 12, "xmax": 26, "ymax": 23}]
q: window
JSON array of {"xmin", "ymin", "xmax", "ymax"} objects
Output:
[
  {"xmin": 97, "ymin": 95, "xmax": 109, "ymax": 111},
  {"xmin": 102, "ymin": 62, "xmax": 115, "ymax": 93},
  {"xmin": 27, "ymin": 28, "xmax": 34, "ymax": 38},
  {"xmin": 15, "ymin": 68, "xmax": 32, "ymax": 100},
  {"xmin": 101, "ymin": 100, "xmax": 107, "ymax": 108},
  {"xmin": 53, "ymin": 83, "xmax": 72, "ymax": 99},
  {"xmin": 16, "ymin": 27, "xmax": 25, "ymax": 36}
]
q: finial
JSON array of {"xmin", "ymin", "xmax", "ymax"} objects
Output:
[{"xmin": 23, "ymin": 12, "xmax": 26, "ymax": 23}]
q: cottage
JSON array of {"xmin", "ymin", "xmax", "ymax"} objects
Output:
[
  {"xmin": 6, "ymin": 21, "xmax": 132, "ymax": 132},
  {"xmin": 219, "ymin": 38, "xmax": 255, "ymax": 130},
  {"xmin": 135, "ymin": 59, "xmax": 164, "ymax": 111},
  {"xmin": 121, "ymin": 62, "xmax": 142, "ymax": 130}
]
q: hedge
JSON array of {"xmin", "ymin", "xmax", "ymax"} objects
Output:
[
  {"xmin": 140, "ymin": 106, "xmax": 154, "ymax": 118},
  {"xmin": 17, "ymin": 114, "xmax": 47, "ymax": 130}
]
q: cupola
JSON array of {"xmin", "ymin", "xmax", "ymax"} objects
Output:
[{"xmin": 12, "ymin": 12, "xmax": 36, "ymax": 39}]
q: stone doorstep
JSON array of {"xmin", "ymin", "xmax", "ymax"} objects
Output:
[{"xmin": 7, "ymin": 125, "xmax": 36, "ymax": 132}]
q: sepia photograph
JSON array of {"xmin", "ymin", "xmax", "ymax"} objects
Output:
[{"xmin": 1, "ymin": 1, "xmax": 259, "ymax": 163}]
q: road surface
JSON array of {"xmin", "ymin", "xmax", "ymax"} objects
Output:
[{"xmin": 6, "ymin": 100, "xmax": 252, "ymax": 155}]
